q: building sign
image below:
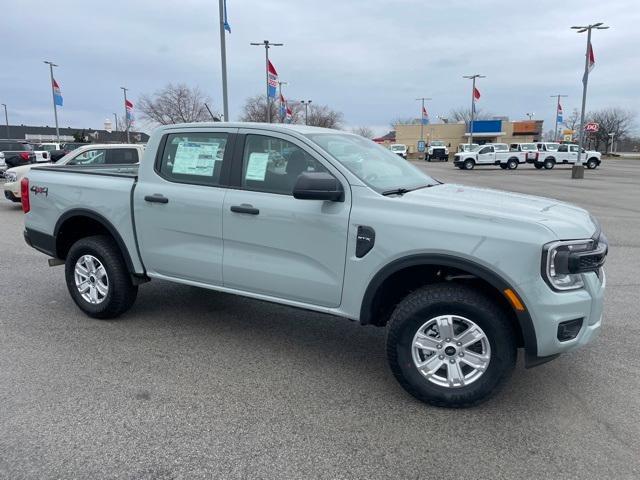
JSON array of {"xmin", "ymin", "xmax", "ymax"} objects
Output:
[
  {"xmin": 417, "ymin": 140, "xmax": 426, "ymax": 152},
  {"xmin": 584, "ymin": 122, "xmax": 599, "ymax": 133},
  {"xmin": 468, "ymin": 120, "xmax": 502, "ymax": 134},
  {"xmin": 512, "ymin": 120, "xmax": 542, "ymax": 135}
]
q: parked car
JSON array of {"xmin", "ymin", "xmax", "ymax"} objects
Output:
[
  {"xmin": 457, "ymin": 143, "xmax": 479, "ymax": 153},
  {"xmin": 0, "ymin": 152, "xmax": 5, "ymax": 176},
  {"xmin": 532, "ymin": 144, "xmax": 602, "ymax": 170},
  {"xmin": 389, "ymin": 143, "xmax": 408, "ymax": 159},
  {"xmin": 453, "ymin": 143, "xmax": 525, "ymax": 170},
  {"xmin": 22, "ymin": 123, "xmax": 607, "ymax": 408},
  {"xmin": 3, "ymin": 144, "xmax": 143, "ymax": 202},
  {"xmin": 0, "ymin": 140, "xmax": 35, "ymax": 169},
  {"xmin": 426, "ymin": 140, "xmax": 449, "ymax": 162},
  {"xmin": 509, "ymin": 143, "xmax": 539, "ymax": 163}
]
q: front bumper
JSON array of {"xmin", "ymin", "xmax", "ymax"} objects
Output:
[
  {"xmin": 3, "ymin": 180, "xmax": 20, "ymax": 198},
  {"xmin": 520, "ymin": 269, "xmax": 605, "ymax": 362}
]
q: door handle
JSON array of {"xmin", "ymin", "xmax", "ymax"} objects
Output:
[
  {"xmin": 145, "ymin": 194, "xmax": 169, "ymax": 204},
  {"xmin": 230, "ymin": 204, "xmax": 259, "ymax": 215}
]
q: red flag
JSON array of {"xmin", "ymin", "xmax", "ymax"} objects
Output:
[
  {"xmin": 587, "ymin": 43, "xmax": 595, "ymax": 72},
  {"xmin": 473, "ymin": 87, "xmax": 481, "ymax": 100}
]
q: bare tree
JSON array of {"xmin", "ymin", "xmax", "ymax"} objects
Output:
[
  {"xmin": 390, "ymin": 117, "xmax": 417, "ymax": 128},
  {"xmin": 138, "ymin": 83, "xmax": 215, "ymax": 125},
  {"xmin": 563, "ymin": 108, "xmax": 580, "ymax": 132},
  {"xmin": 352, "ymin": 126, "xmax": 375, "ymax": 139},
  {"xmin": 448, "ymin": 107, "xmax": 492, "ymax": 122},
  {"xmin": 239, "ymin": 95, "xmax": 279, "ymax": 123},
  {"xmin": 587, "ymin": 108, "xmax": 636, "ymax": 152},
  {"xmin": 306, "ymin": 104, "xmax": 343, "ymax": 129}
]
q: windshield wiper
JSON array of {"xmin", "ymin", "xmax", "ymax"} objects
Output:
[{"xmin": 381, "ymin": 184, "xmax": 435, "ymax": 196}]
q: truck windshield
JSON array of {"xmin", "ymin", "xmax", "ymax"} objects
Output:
[
  {"xmin": 307, "ymin": 133, "xmax": 437, "ymax": 193},
  {"xmin": 390, "ymin": 145, "xmax": 406, "ymax": 151},
  {"xmin": 430, "ymin": 141, "xmax": 445, "ymax": 147},
  {"xmin": 520, "ymin": 144, "xmax": 537, "ymax": 150}
]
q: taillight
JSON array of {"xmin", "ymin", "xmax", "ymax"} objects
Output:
[
  {"xmin": 20, "ymin": 152, "xmax": 30, "ymax": 161},
  {"xmin": 21, "ymin": 177, "xmax": 30, "ymax": 213},
  {"xmin": 42, "ymin": 152, "xmax": 48, "ymax": 159}
]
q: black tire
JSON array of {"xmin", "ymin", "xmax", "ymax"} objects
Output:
[
  {"xmin": 543, "ymin": 158, "xmax": 555, "ymax": 170},
  {"xmin": 507, "ymin": 159, "xmax": 519, "ymax": 170},
  {"xmin": 534, "ymin": 163, "xmax": 543, "ymax": 169},
  {"xmin": 586, "ymin": 158, "xmax": 598, "ymax": 169},
  {"xmin": 65, "ymin": 235, "xmax": 138, "ymax": 319},
  {"xmin": 386, "ymin": 283, "xmax": 517, "ymax": 408},
  {"xmin": 464, "ymin": 159, "xmax": 475, "ymax": 170},
  {"xmin": 499, "ymin": 164, "xmax": 508, "ymax": 170}
]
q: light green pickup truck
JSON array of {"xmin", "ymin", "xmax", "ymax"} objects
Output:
[{"xmin": 21, "ymin": 123, "xmax": 607, "ymax": 407}]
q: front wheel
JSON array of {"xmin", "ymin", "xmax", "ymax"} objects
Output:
[
  {"xmin": 499, "ymin": 164, "xmax": 508, "ymax": 170},
  {"xmin": 65, "ymin": 235, "xmax": 138, "ymax": 319},
  {"xmin": 586, "ymin": 158, "xmax": 599, "ymax": 169},
  {"xmin": 464, "ymin": 159, "xmax": 475, "ymax": 170},
  {"xmin": 534, "ymin": 163, "xmax": 543, "ymax": 169},
  {"xmin": 386, "ymin": 284, "xmax": 516, "ymax": 407}
]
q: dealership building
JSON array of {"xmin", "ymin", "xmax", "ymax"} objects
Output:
[{"xmin": 394, "ymin": 119, "xmax": 543, "ymax": 154}]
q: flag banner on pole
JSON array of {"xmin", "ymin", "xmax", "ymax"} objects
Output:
[
  {"xmin": 421, "ymin": 106, "xmax": 429, "ymax": 125},
  {"xmin": 125, "ymin": 99, "xmax": 134, "ymax": 121},
  {"xmin": 583, "ymin": 42, "xmax": 595, "ymax": 84},
  {"xmin": 279, "ymin": 92, "xmax": 287, "ymax": 120},
  {"xmin": 557, "ymin": 101, "xmax": 563, "ymax": 124},
  {"xmin": 285, "ymin": 106, "xmax": 293, "ymax": 123},
  {"xmin": 223, "ymin": 0, "xmax": 231, "ymax": 32},
  {"xmin": 473, "ymin": 87, "xmax": 481, "ymax": 100},
  {"xmin": 267, "ymin": 61, "xmax": 278, "ymax": 98},
  {"xmin": 52, "ymin": 79, "xmax": 63, "ymax": 107}
]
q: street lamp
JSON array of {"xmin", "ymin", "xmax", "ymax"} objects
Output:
[
  {"xmin": 1, "ymin": 103, "xmax": 8, "ymax": 139},
  {"xmin": 43, "ymin": 60, "xmax": 60, "ymax": 142},
  {"xmin": 570, "ymin": 22, "xmax": 609, "ymax": 179},
  {"xmin": 250, "ymin": 40, "xmax": 284, "ymax": 123},
  {"xmin": 608, "ymin": 132, "xmax": 616, "ymax": 154},
  {"xmin": 463, "ymin": 74, "xmax": 485, "ymax": 147},
  {"xmin": 300, "ymin": 100, "xmax": 312, "ymax": 125},
  {"xmin": 525, "ymin": 112, "xmax": 535, "ymax": 120},
  {"xmin": 416, "ymin": 97, "xmax": 432, "ymax": 159},
  {"xmin": 218, "ymin": 0, "xmax": 230, "ymax": 121}
]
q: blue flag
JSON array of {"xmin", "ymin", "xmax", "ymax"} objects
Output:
[{"xmin": 52, "ymin": 78, "xmax": 63, "ymax": 107}]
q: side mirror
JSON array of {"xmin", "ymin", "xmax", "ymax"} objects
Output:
[{"xmin": 293, "ymin": 172, "xmax": 344, "ymax": 202}]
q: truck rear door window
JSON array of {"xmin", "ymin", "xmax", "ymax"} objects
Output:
[
  {"xmin": 159, "ymin": 133, "xmax": 228, "ymax": 185},
  {"xmin": 106, "ymin": 148, "xmax": 139, "ymax": 164}
]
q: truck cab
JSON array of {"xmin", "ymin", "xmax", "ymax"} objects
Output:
[
  {"xmin": 426, "ymin": 140, "xmax": 449, "ymax": 162},
  {"xmin": 454, "ymin": 143, "xmax": 524, "ymax": 170},
  {"xmin": 389, "ymin": 144, "xmax": 408, "ymax": 159},
  {"xmin": 534, "ymin": 144, "xmax": 602, "ymax": 170}
]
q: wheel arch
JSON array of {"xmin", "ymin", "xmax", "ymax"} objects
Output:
[
  {"xmin": 359, "ymin": 254, "xmax": 537, "ymax": 356},
  {"xmin": 54, "ymin": 209, "xmax": 136, "ymax": 274}
]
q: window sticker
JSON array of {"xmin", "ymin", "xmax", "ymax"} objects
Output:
[
  {"xmin": 245, "ymin": 152, "xmax": 270, "ymax": 181},
  {"xmin": 172, "ymin": 142, "xmax": 219, "ymax": 176}
]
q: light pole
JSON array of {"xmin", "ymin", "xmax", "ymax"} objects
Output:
[
  {"xmin": 113, "ymin": 113, "xmax": 118, "ymax": 132},
  {"xmin": 1, "ymin": 103, "xmax": 8, "ymax": 139},
  {"xmin": 120, "ymin": 86, "xmax": 130, "ymax": 143},
  {"xmin": 250, "ymin": 40, "xmax": 283, "ymax": 123},
  {"xmin": 550, "ymin": 94, "xmax": 568, "ymax": 141},
  {"xmin": 218, "ymin": 0, "xmax": 229, "ymax": 121},
  {"xmin": 300, "ymin": 100, "xmax": 312, "ymax": 125},
  {"xmin": 278, "ymin": 81, "xmax": 288, "ymax": 122},
  {"xmin": 416, "ymin": 97, "xmax": 431, "ymax": 159},
  {"xmin": 570, "ymin": 22, "xmax": 609, "ymax": 179},
  {"xmin": 44, "ymin": 60, "xmax": 60, "ymax": 142},
  {"xmin": 525, "ymin": 112, "xmax": 535, "ymax": 120},
  {"xmin": 463, "ymin": 74, "xmax": 485, "ymax": 148},
  {"xmin": 608, "ymin": 132, "xmax": 615, "ymax": 154}
]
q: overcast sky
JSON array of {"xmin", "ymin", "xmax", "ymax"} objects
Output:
[{"xmin": 2, "ymin": 0, "xmax": 638, "ymax": 134}]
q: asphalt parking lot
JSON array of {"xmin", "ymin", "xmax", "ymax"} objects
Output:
[{"xmin": 1, "ymin": 159, "xmax": 639, "ymax": 479}]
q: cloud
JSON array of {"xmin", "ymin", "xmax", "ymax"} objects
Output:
[{"xmin": 2, "ymin": 0, "xmax": 638, "ymax": 134}]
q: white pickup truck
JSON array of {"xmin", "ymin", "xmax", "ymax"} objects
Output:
[
  {"xmin": 530, "ymin": 144, "xmax": 602, "ymax": 170},
  {"xmin": 453, "ymin": 143, "xmax": 525, "ymax": 170}
]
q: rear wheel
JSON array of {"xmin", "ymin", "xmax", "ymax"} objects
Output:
[
  {"xmin": 544, "ymin": 158, "xmax": 555, "ymax": 170},
  {"xmin": 499, "ymin": 164, "xmax": 508, "ymax": 170},
  {"xmin": 65, "ymin": 235, "xmax": 138, "ymax": 319},
  {"xmin": 507, "ymin": 159, "xmax": 519, "ymax": 170},
  {"xmin": 464, "ymin": 159, "xmax": 475, "ymax": 170},
  {"xmin": 386, "ymin": 284, "xmax": 517, "ymax": 407},
  {"xmin": 534, "ymin": 163, "xmax": 543, "ymax": 169}
]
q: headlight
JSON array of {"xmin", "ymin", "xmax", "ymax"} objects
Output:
[
  {"xmin": 541, "ymin": 235, "xmax": 608, "ymax": 291},
  {"xmin": 5, "ymin": 172, "xmax": 17, "ymax": 182}
]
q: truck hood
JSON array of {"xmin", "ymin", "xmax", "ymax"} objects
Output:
[{"xmin": 403, "ymin": 183, "xmax": 597, "ymax": 239}]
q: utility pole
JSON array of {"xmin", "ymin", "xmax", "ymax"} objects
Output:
[
  {"xmin": 550, "ymin": 94, "xmax": 568, "ymax": 141},
  {"xmin": 113, "ymin": 113, "xmax": 118, "ymax": 132},
  {"xmin": 415, "ymin": 97, "xmax": 431, "ymax": 159},
  {"xmin": 608, "ymin": 132, "xmax": 615, "ymax": 154},
  {"xmin": 218, "ymin": 0, "xmax": 229, "ymax": 121},
  {"xmin": 300, "ymin": 100, "xmax": 312, "ymax": 125},
  {"xmin": 277, "ymin": 81, "xmax": 287, "ymax": 122},
  {"xmin": 250, "ymin": 40, "xmax": 283, "ymax": 123},
  {"xmin": 44, "ymin": 60, "xmax": 60, "ymax": 142},
  {"xmin": 463, "ymin": 74, "xmax": 485, "ymax": 148},
  {"xmin": 570, "ymin": 22, "xmax": 609, "ymax": 179},
  {"xmin": 120, "ymin": 87, "xmax": 130, "ymax": 143},
  {"xmin": 1, "ymin": 103, "xmax": 8, "ymax": 139}
]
